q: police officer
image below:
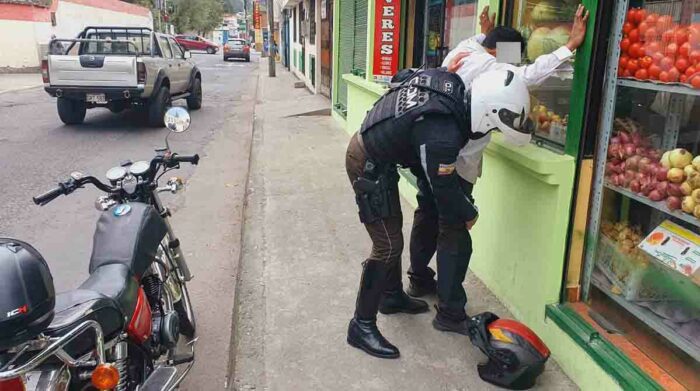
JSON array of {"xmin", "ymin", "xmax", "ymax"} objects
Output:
[{"xmin": 346, "ymin": 68, "xmax": 533, "ymax": 358}]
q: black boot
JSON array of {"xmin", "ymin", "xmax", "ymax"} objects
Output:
[
  {"xmin": 432, "ymin": 305, "xmax": 470, "ymax": 336},
  {"xmin": 380, "ymin": 259, "xmax": 429, "ymax": 315},
  {"xmin": 347, "ymin": 260, "xmax": 400, "ymax": 359},
  {"xmin": 406, "ymin": 266, "xmax": 437, "ymax": 298}
]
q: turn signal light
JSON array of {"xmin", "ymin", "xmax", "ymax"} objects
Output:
[
  {"xmin": 137, "ymin": 61, "xmax": 147, "ymax": 85},
  {"xmin": 41, "ymin": 59, "xmax": 49, "ymax": 84},
  {"xmin": 91, "ymin": 364, "xmax": 119, "ymax": 390},
  {"xmin": 0, "ymin": 377, "xmax": 26, "ymax": 391}
]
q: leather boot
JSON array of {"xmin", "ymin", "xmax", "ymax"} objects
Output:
[
  {"xmin": 407, "ymin": 266, "xmax": 437, "ymax": 298},
  {"xmin": 432, "ymin": 305, "xmax": 470, "ymax": 336},
  {"xmin": 347, "ymin": 260, "xmax": 400, "ymax": 359},
  {"xmin": 380, "ymin": 260, "xmax": 429, "ymax": 315}
]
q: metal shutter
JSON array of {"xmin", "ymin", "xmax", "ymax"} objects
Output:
[
  {"xmin": 336, "ymin": 0, "xmax": 355, "ymax": 111},
  {"xmin": 352, "ymin": 0, "xmax": 368, "ymax": 76}
]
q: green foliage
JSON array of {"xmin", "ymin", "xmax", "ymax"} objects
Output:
[{"xmin": 171, "ymin": 0, "xmax": 225, "ymax": 34}]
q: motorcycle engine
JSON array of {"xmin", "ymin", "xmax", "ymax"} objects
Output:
[{"xmin": 142, "ymin": 275, "xmax": 180, "ymax": 355}]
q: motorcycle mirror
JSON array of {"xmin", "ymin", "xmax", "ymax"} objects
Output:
[
  {"xmin": 70, "ymin": 171, "xmax": 85, "ymax": 180},
  {"xmin": 164, "ymin": 107, "xmax": 191, "ymax": 133}
]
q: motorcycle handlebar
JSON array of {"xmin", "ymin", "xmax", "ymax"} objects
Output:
[
  {"xmin": 33, "ymin": 185, "xmax": 65, "ymax": 206},
  {"xmin": 171, "ymin": 154, "xmax": 199, "ymax": 165},
  {"xmin": 33, "ymin": 176, "xmax": 116, "ymax": 206}
]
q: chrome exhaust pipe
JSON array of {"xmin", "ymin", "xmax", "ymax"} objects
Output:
[{"xmin": 55, "ymin": 89, "xmax": 63, "ymax": 97}]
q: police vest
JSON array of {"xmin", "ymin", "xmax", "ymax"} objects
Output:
[{"xmin": 359, "ymin": 68, "xmax": 470, "ymax": 166}]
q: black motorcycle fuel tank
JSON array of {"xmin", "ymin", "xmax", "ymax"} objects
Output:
[
  {"xmin": 0, "ymin": 239, "xmax": 55, "ymax": 351},
  {"xmin": 89, "ymin": 202, "xmax": 167, "ymax": 278}
]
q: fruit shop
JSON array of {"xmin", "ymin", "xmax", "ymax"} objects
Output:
[{"xmin": 333, "ymin": 0, "xmax": 699, "ymax": 388}]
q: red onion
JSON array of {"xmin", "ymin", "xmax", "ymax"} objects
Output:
[
  {"xmin": 610, "ymin": 136, "xmax": 621, "ymax": 145},
  {"xmin": 608, "ymin": 144, "xmax": 621, "ymax": 158},
  {"xmin": 656, "ymin": 181, "xmax": 669, "ymax": 198},
  {"xmin": 656, "ymin": 167, "xmax": 669, "ymax": 182},
  {"xmin": 668, "ymin": 183, "xmax": 683, "ymax": 197},
  {"xmin": 630, "ymin": 180, "xmax": 641, "ymax": 193},
  {"xmin": 639, "ymin": 157, "xmax": 652, "ymax": 173},
  {"xmin": 649, "ymin": 190, "xmax": 665, "ymax": 202},
  {"xmin": 631, "ymin": 132, "xmax": 643, "ymax": 146},
  {"xmin": 619, "ymin": 131, "xmax": 631, "ymax": 144},
  {"xmin": 606, "ymin": 162, "xmax": 615, "ymax": 175},
  {"xmin": 667, "ymin": 196, "xmax": 682, "ymax": 210},
  {"xmin": 636, "ymin": 147, "xmax": 647, "ymax": 157},
  {"xmin": 635, "ymin": 172, "xmax": 647, "ymax": 182},
  {"xmin": 624, "ymin": 144, "xmax": 636, "ymax": 158}
]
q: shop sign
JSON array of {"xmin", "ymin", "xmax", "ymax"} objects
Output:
[
  {"xmin": 253, "ymin": 2, "xmax": 261, "ymax": 29},
  {"xmin": 372, "ymin": 0, "xmax": 401, "ymax": 83},
  {"xmin": 638, "ymin": 220, "xmax": 700, "ymax": 279}
]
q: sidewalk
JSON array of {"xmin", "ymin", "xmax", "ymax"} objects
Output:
[
  {"xmin": 230, "ymin": 62, "xmax": 577, "ymax": 390},
  {"xmin": 0, "ymin": 73, "xmax": 42, "ymax": 95}
]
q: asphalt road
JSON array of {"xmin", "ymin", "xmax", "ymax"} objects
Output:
[{"xmin": 0, "ymin": 52, "xmax": 259, "ymax": 387}]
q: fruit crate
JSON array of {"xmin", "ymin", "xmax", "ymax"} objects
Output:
[{"xmin": 596, "ymin": 235, "xmax": 671, "ymax": 301}]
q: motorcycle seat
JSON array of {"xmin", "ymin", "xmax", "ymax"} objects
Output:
[{"xmin": 45, "ymin": 264, "xmax": 139, "ymax": 354}]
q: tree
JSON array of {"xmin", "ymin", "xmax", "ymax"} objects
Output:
[{"xmin": 171, "ymin": 0, "xmax": 224, "ymax": 35}]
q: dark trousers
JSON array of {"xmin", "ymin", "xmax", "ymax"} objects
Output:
[{"xmin": 408, "ymin": 168, "xmax": 473, "ymax": 320}]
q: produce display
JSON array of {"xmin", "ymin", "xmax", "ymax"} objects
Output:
[
  {"xmin": 531, "ymin": 103, "xmax": 568, "ymax": 143},
  {"xmin": 604, "ymin": 117, "xmax": 700, "ymax": 219},
  {"xmin": 618, "ymin": 7, "xmax": 700, "ymax": 88},
  {"xmin": 522, "ymin": 0, "xmax": 576, "ymax": 62}
]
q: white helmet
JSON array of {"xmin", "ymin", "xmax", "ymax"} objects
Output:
[{"xmin": 470, "ymin": 70, "xmax": 533, "ymax": 146}]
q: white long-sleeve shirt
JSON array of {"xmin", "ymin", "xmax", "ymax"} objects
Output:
[{"xmin": 443, "ymin": 34, "xmax": 574, "ymax": 184}]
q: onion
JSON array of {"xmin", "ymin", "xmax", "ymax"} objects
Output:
[
  {"xmin": 608, "ymin": 144, "xmax": 620, "ymax": 158},
  {"xmin": 624, "ymin": 144, "xmax": 636, "ymax": 158},
  {"xmin": 667, "ymin": 196, "xmax": 682, "ymax": 210},
  {"xmin": 626, "ymin": 156, "xmax": 641, "ymax": 171},
  {"xmin": 639, "ymin": 157, "xmax": 652, "ymax": 173},
  {"xmin": 668, "ymin": 183, "xmax": 683, "ymax": 197},
  {"xmin": 619, "ymin": 131, "xmax": 631, "ymax": 144},
  {"xmin": 631, "ymin": 132, "xmax": 643, "ymax": 146},
  {"xmin": 630, "ymin": 180, "xmax": 641, "ymax": 193},
  {"xmin": 656, "ymin": 167, "xmax": 669, "ymax": 182},
  {"xmin": 636, "ymin": 147, "xmax": 647, "ymax": 157},
  {"xmin": 606, "ymin": 162, "xmax": 616, "ymax": 175},
  {"xmin": 635, "ymin": 172, "xmax": 646, "ymax": 182},
  {"xmin": 656, "ymin": 181, "xmax": 668, "ymax": 198},
  {"xmin": 648, "ymin": 149, "xmax": 661, "ymax": 161},
  {"xmin": 649, "ymin": 190, "xmax": 665, "ymax": 202},
  {"xmin": 610, "ymin": 136, "xmax": 621, "ymax": 145}
]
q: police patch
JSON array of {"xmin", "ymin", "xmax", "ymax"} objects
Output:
[{"xmin": 438, "ymin": 163, "xmax": 456, "ymax": 176}]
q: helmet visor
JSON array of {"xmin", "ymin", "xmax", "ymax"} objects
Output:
[{"xmin": 498, "ymin": 108, "xmax": 534, "ymax": 135}]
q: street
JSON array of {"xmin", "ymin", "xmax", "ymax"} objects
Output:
[{"xmin": 0, "ymin": 52, "xmax": 259, "ymax": 388}]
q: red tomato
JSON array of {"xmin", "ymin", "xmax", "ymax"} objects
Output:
[
  {"xmin": 691, "ymin": 75, "xmax": 700, "ymax": 88},
  {"xmin": 629, "ymin": 29, "xmax": 641, "ymax": 43},
  {"xmin": 627, "ymin": 59, "xmax": 640, "ymax": 73},
  {"xmin": 658, "ymin": 15, "xmax": 674, "ymax": 31},
  {"xmin": 662, "ymin": 30, "xmax": 675, "ymax": 44},
  {"xmin": 627, "ymin": 9, "xmax": 638, "ymax": 24},
  {"xmin": 644, "ymin": 28, "xmax": 659, "ymax": 42},
  {"xmin": 620, "ymin": 38, "xmax": 631, "ymax": 52},
  {"xmin": 635, "ymin": 9, "xmax": 647, "ymax": 24},
  {"xmin": 690, "ymin": 50, "xmax": 700, "ymax": 65},
  {"xmin": 689, "ymin": 26, "xmax": 700, "ymax": 46},
  {"xmin": 668, "ymin": 67, "xmax": 681, "ymax": 81},
  {"xmin": 649, "ymin": 64, "xmax": 662, "ymax": 79},
  {"xmin": 680, "ymin": 42, "xmax": 691, "ymax": 57},
  {"xmin": 652, "ymin": 52, "xmax": 665, "ymax": 64},
  {"xmin": 666, "ymin": 42, "xmax": 679, "ymax": 57},
  {"xmin": 618, "ymin": 67, "xmax": 625, "ymax": 77},
  {"xmin": 659, "ymin": 71, "xmax": 671, "ymax": 82},
  {"xmin": 681, "ymin": 74, "xmax": 688, "ymax": 83},
  {"xmin": 629, "ymin": 42, "xmax": 642, "ymax": 58},
  {"xmin": 646, "ymin": 13, "xmax": 659, "ymax": 26},
  {"xmin": 675, "ymin": 28, "xmax": 689, "ymax": 45},
  {"xmin": 660, "ymin": 56, "xmax": 675, "ymax": 71},
  {"xmin": 640, "ymin": 56, "xmax": 653, "ymax": 69},
  {"xmin": 676, "ymin": 57, "xmax": 690, "ymax": 72},
  {"xmin": 619, "ymin": 55, "xmax": 629, "ymax": 69},
  {"xmin": 635, "ymin": 69, "xmax": 649, "ymax": 80},
  {"xmin": 646, "ymin": 41, "xmax": 662, "ymax": 55},
  {"xmin": 685, "ymin": 66, "xmax": 697, "ymax": 77},
  {"xmin": 623, "ymin": 22, "xmax": 634, "ymax": 35},
  {"xmin": 638, "ymin": 22, "xmax": 650, "ymax": 36}
]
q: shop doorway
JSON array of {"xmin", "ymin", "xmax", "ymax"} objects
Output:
[
  {"xmin": 424, "ymin": 0, "xmax": 446, "ymax": 68},
  {"xmin": 320, "ymin": 0, "xmax": 333, "ymax": 97}
]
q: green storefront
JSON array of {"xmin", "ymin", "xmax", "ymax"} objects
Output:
[{"xmin": 331, "ymin": 0, "xmax": 700, "ymax": 389}]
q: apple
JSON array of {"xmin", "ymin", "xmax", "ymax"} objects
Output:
[
  {"xmin": 668, "ymin": 167, "xmax": 685, "ymax": 183},
  {"xmin": 683, "ymin": 196, "xmax": 696, "ymax": 213},
  {"xmin": 670, "ymin": 148, "xmax": 693, "ymax": 168}
]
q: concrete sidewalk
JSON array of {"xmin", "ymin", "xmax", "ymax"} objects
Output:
[
  {"xmin": 0, "ymin": 73, "xmax": 42, "ymax": 94},
  {"xmin": 230, "ymin": 62, "xmax": 577, "ymax": 390}
]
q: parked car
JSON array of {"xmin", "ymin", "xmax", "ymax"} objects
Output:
[
  {"xmin": 223, "ymin": 38, "xmax": 250, "ymax": 62},
  {"xmin": 175, "ymin": 35, "xmax": 219, "ymax": 54},
  {"xmin": 43, "ymin": 26, "xmax": 203, "ymax": 127}
]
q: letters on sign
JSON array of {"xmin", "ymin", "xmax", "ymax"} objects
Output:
[{"xmin": 372, "ymin": 0, "xmax": 401, "ymax": 83}]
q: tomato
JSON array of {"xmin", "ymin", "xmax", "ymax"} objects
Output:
[
  {"xmin": 649, "ymin": 64, "xmax": 662, "ymax": 79},
  {"xmin": 620, "ymin": 38, "xmax": 631, "ymax": 52},
  {"xmin": 668, "ymin": 67, "xmax": 681, "ymax": 81},
  {"xmin": 690, "ymin": 50, "xmax": 700, "ymax": 65},
  {"xmin": 623, "ymin": 69, "xmax": 633, "ymax": 78},
  {"xmin": 639, "ymin": 56, "xmax": 653, "ymax": 69},
  {"xmin": 629, "ymin": 29, "xmax": 640, "ymax": 43},
  {"xmin": 681, "ymin": 74, "xmax": 688, "ymax": 83},
  {"xmin": 660, "ymin": 56, "xmax": 675, "ymax": 71},
  {"xmin": 635, "ymin": 9, "xmax": 647, "ymax": 24},
  {"xmin": 662, "ymin": 30, "xmax": 675, "ymax": 44},
  {"xmin": 689, "ymin": 26, "xmax": 700, "ymax": 46},
  {"xmin": 635, "ymin": 69, "xmax": 649, "ymax": 80},
  {"xmin": 652, "ymin": 52, "xmax": 665, "ymax": 64},
  {"xmin": 665, "ymin": 42, "xmax": 679, "ymax": 57},
  {"xmin": 675, "ymin": 28, "xmax": 689, "ymax": 45},
  {"xmin": 629, "ymin": 42, "xmax": 642, "ymax": 58},
  {"xmin": 644, "ymin": 28, "xmax": 659, "ymax": 42},
  {"xmin": 680, "ymin": 42, "xmax": 691, "ymax": 57},
  {"xmin": 658, "ymin": 15, "xmax": 674, "ymax": 31},
  {"xmin": 646, "ymin": 41, "xmax": 662, "ymax": 55},
  {"xmin": 618, "ymin": 67, "xmax": 625, "ymax": 77},
  {"xmin": 646, "ymin": 13, "xmax": 659, "ymax": 26},
  {"xmin": 627, "ymin": 9, "xmax": 638, "ymax": 24},
  {"xmin": 685, "ymin": 66, "xmax": 697, "ymax": 77},
  {"xmin": 676, "ymin": 57, "xmax": 689, "ymax": 72},
  {"xmin": 627, "ymin": 59, "xmax": 640, "ymax": 73},
  {"xmin": 691, "ymin": 75, "xmax": 700, "ymax": 88},
  {"xmin": 619, "ymin": 55, "xmax": 629, "ymax": 69},
  {"xmin": 623, "ymin": 22, "xmax": 634, "ymax": 35},
  {"xmin": 659, "ymin": 71, "xmax": 670, "ymax": 82},
  {"xmin": 638, "ymin": 22, "xmax": 650, "ymax": 36}
]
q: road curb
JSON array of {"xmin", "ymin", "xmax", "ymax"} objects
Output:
[
  {"xmin": 225, "ymin": 66, "xmax": 262, "ymax": 390},
  {"xmin": 0, "ymin": 85, "xmax": 42, "ymax": 95}
]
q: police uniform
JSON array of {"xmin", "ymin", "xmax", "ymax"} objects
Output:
[{"xmin": 346, "ymin": 68, "xmax": 477, "ymax": 358}]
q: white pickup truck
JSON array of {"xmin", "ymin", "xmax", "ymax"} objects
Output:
[{"xmin": 43, "ymin": 26, "xmax": 202, "ymax": 126}]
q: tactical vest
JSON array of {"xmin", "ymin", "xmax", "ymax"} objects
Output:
[{"xmin": 359, "ymin": 68, "xmax": 470, "ymax": 166}]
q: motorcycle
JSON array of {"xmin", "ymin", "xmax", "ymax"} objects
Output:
[{"xmin": 0, "ymin": 107, "xmax": 198, "ymax": 391}]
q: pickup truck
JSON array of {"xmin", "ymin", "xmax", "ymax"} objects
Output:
[{"xmin": 43, "ymin": 26, "xmax": 202, "ymax": 127}]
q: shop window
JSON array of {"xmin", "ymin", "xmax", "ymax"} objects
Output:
[
  {"xmin": 443, "ymin": 0, "xmax": 478, "ymax": 54},
  {"xmin": 585, "ymin": 1, "xmax": 700, "ymax": 387},
  {"xmin": 511, "ymin": 0, "xmax": 578, "ymax": 153}
]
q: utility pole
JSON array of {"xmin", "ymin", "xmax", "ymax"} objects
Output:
[{"xmin": 266, "ymin": 0, "xmax": 276, "ymax": 77}]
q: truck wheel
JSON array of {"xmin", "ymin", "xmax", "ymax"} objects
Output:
[
  {"xmin": 147, "ymin": 86, "xmax": 171, "ymax": 127},
  {"xmin": 186, "ymin": 78, "xmax": 202, "ymax": 110},
  {"xmin": 57, "ymin": 98, "xmax": 86, "ymax": 125},
  {"xmin": 207, "ymin": 47, "xmax": 215, "ymax": 54}
]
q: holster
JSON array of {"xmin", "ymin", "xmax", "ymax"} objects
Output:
[{"xmin": 352, "ymin": 160, "xmax": 400, "ymax": 224}]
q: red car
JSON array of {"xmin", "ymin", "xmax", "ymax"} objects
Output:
[{"xmin": 174, "ymin": 35, "xmax": 219, "ymax": 54}]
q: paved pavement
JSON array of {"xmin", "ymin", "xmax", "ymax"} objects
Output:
[
  {"xmin": 230, "ymin": 62, "xmax": 578, "ymax": 390},
  {"xmin": 0, "ymin": 52, "xmax": 257, "ymax": 388},
  {"xmin": 0, "ymin": 73, "xmax": 43, "ymax": 94}
]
